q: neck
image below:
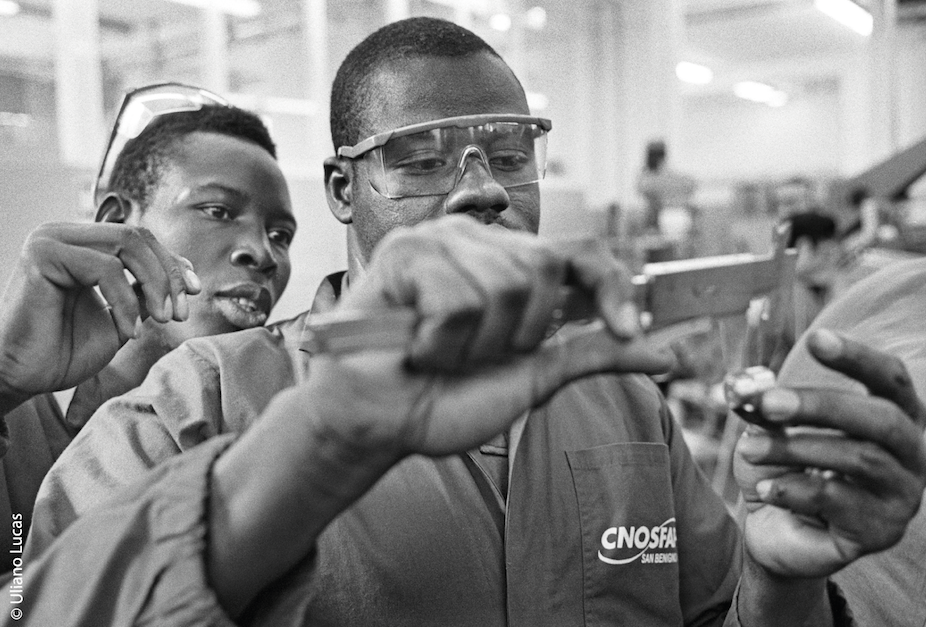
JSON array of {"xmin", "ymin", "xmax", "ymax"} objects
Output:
[{"xmin": 345, "ymin": 226, "xmax": 369, "ymax": 286}]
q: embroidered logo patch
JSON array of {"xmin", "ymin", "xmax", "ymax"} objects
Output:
[{"xmin": 598, "ymin": 517, "xmax": 678, "ymax": 565}]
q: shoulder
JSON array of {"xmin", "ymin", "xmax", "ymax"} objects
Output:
[
  {"xmin": 814, "ymin": 256, "xmax": 926, "ymax": 332},
  {"xmin": 780, "ymin": 257, "xmax": 926, "ymax": 394}
]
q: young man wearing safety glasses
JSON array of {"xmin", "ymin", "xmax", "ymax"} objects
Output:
[
  {"xmin": 0, "ymin": 83, "xmax": 294, "ymax": 568},
  {"xmin": 21, "ymin": 17, "xmax": 925, "ymax": 627}
]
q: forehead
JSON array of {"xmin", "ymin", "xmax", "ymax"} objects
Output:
[
  {"xmin": 154, "ymin": 132, "xmax": 291, "ymax": 210},
  {"xmin": 360, "ymin": 52, "xmax": 529, "ymax": 138},
  {"xmin": 165, "ymin": 132, "xmax": 277, "ymax": 183}
]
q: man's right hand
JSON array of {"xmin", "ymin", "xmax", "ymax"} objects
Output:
[
  {"xmin": 305, "ymin": 215, "xmax": 675, "ymax": 458},
  {"xmin": 0, "ymin": 222, "xmax": 201, "ymax": 413}
]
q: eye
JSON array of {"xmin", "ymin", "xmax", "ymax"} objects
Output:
[
  {"xmin": 268, "ymin": 227, "xmax": 294, "ymax": 247},
  {"xmin": 200, "ymin": 204, "xmax": 232, "ymax": 220},
  {"xmin": 489, "ymin": 151, "xmax": 531, "ymax": 172},
  {"xmin": 392, "ymin": 152, "xmax": 451, "ymax": 175}
]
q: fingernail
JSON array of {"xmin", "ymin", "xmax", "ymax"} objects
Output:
[
  {"xmin": 756, "ymin": 479, "xmax": 773, "ymax": 500},
  {"xmin": 610, "ymin": 302, "xmax": 641, "ymax": 339},
  {"xmin": 812, "ymin": 329, "xmax": 842, "ymax": 360},
  {"xmin": 133, "ymin": 316, "xmax": 143, "ymax": 339},
  {"xmin": 163, "ymin": 294, "xmax": 173, "ymax": 320},
  {"xmin": 760, "ymin": 388, "xmax": 800, "ymax": 422},
  {"xmin": 176, "ymin": 291, "xmax": 189, "ymax": 320},
  {"xmin": 184, "ymin": 268, "xmax": 202, "ymax": 292}
]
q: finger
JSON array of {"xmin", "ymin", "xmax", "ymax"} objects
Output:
[
  {"xmin": 757, "ymin": 387, "xmax": 926, "ymax": 473},
  {"xmin": 361, "ymin": 219, "xmax": 547, "ymax": 368},
  {"xmin": 448, "ymin": 237, "xmax": 534, "ymax": 361},
  {"xmin": 40, "ymin": 222, "xmax": 202, "ymax": 309},
  {"xmin": 525, "ymin": 321, "xmax": 674, "ymax": 408},
  {"xmin": 355, "ymin": 230, "xmax": 484, "ymax": 370},
  {"xmin": 559, "ymin": 239, "xmax": 640, "ymax": 340},
  {"xmin": 807, "ymin": 329, "xmax": 926, "ymax": 427},
  {"xmin": 755, "ymin": 472, "xmax": 912, "ymax": 555},
  {"xmin": 117, "ymin": 227, "xmax": 190, "ymax": 323},
  {"xmin": 56, "ymin": 246, "xmax": 140, "ymax": 343},
  {"xmin": 23, "ymin": 224, "xmax": 166, "ymax": 322},
  {"xmin": 736, "ymin": 428, "xmax": 921, "ymax": 494},
  {"xmin": 448, "ymin": 220, "xmax": 563, "ymax": 360},
  {"xmin": 506, "ymin": 247, "xmax": 566, "ymax": 351}
]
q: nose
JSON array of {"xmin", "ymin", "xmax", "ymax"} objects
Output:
[
  {"xmin": 230, "ymin": 227, "xmax": 278, "ymax": 275},
  {"xmin": 443, "ymin": 147, "xmax": 510, "ymax": 220}
]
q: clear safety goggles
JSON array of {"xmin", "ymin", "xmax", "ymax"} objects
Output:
[
  {"xmin": 93, "ymin": 82, "xmax": 230, "ymax": 206},
  {"xmin": 337, "ymin": 114, "xmax": 552, "ymax": 199}
]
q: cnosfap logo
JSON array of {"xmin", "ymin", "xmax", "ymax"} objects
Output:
[{"xmin": 598, "ymin": 517, "xmax": 678, "ymax": 565}]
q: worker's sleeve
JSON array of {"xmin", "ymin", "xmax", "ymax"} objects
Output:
[
  {"xmin": 26, "ymin": 344, "xmax": 225, "ymax": 559},
  {"xmin": 721, "ymin": 579, "xmax": 857, "ymax": 627},
  {"xmin": 0, "ymin": 394, "xmax": 74, "ymax": 572},
  {"xmin": 0, "ymin": 434, "xmax": 238, "ymax": 627}
]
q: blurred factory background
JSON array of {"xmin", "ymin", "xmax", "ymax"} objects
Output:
[
  {"xmin": 0, "ymin": 0, "xmax": 923, "ymax": 320},
  {"xmin": 2, "ymin": 0, "xmax": 924, "ymax": 491},
  {"xmin": 0, "ymin": 0, "xmax": 924, "ymax": 317}
]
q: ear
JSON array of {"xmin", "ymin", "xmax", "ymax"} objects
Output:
[
  {"xmin": 95, "ymin": 193, "xmax": 138, "ymax": 224},
  {"xmin": 324, "ymin": 156, "xmax": 353, "ymax": 225}
]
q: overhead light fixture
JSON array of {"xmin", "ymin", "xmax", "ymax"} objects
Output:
[
  {"xmin": 489, "ymin": 13, "xmax": 512, "ymax": 32},
  {"xmin": 0, "ymin": 112, "xmax": 30, "ymax": 127},
  {"xmin": 734, "ymin": 81, "xmax": 775, "ymax": 103},
  {"xmin": 814, "ymin": 0, "xmax": 873, "ymax": 36},
  {"xmin": 676, "ymin": 61, "xmax": 713, "ymax": 85},
  {"xmin": 734, "ymin": 81, "xmax": 788, "ymax": 107},
  {"xmin": 525, "ymin": 7, "xmax": 547, "ymax": 30},
  {"xmin": 766, "ymin": 91, "xmax": 788, "ymax": 107},
  {"xmin": 164, "ymin": 0, "xmax": 262, "ymax": 18},
  {"xmin": 526, "ymin": 91, "xmax": 549, "ymax": 112},
  {"xmin": 0, "ymin": 1, "xmax": 20, "ymax": 17}
]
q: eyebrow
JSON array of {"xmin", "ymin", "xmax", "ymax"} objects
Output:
[
  {"xmin": 189, "ymin": 182, "xmax": 249, "ymax": 200},
  {"xmin": 189, "ymin": 183, "xmax": 297, "ymax": 225}
]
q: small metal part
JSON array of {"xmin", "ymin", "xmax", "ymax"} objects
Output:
[{"xmin": 724, "ymin": 365, "xmax": 777, "ymax": 420}]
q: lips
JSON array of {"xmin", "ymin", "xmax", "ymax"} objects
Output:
[{"xmin": 213, "ymin": 283, "xmax": 274, "ymax": 329}]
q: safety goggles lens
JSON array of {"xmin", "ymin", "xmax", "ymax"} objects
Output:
[
  {"xmin": 94, "ymin": 83, "xmax": 229, "ymax": 205},
  {"xmin": 367, "ymin": 121, "xmax": 548, "ymax": 199}
]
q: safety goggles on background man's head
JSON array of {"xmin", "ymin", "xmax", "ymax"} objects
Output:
[
  {"xmin": 337, "ymin": 114, "xmax": 552, "ymax": 199},
  {"xmin": 93, "ymin": 82, "xmax": 230, "ymax": 206}
]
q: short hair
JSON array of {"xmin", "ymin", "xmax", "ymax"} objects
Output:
[
  {"xmin": 106, "ymin": 104, "xmax": 276, "ymax": 212},
  {"xmin": 330, "ymin": 16, "xmax": 509, "ymax": 151},
  {"xmin": 847, "ymin": 186, "xmax": 870, "ymax": 208},
  {"xmin": 645, "ymin": 140, "xmax": 667, "ymax": 171},
  {"xmin": 785, "ymin": 210, "xmax": 837, "ymax": 248}
]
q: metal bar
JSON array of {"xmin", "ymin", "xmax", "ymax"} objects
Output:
[{"xmin": 299, "ymin": 246, "xmax": 795, "ymax": 355}]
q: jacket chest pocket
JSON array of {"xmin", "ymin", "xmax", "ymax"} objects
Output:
[{"xmin": 566, "ymin": 443, "xmax": 682, "ymax": 626}]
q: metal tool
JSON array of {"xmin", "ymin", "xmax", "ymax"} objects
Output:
[{"xmin": 299, "ymin": 239, "xmax": 796, "ymax": 356}]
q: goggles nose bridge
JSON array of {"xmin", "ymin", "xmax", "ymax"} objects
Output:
[{"xmin": 453, "ymin": 144, "xmax": 493, "ymax": 185}]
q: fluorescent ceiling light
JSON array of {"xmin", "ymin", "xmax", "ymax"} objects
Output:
[
  {"xmin": 526, "ymin": 91, "xmax": 549, "ymax": 112},
  {"xmin": 734, "ymin": 81, "xmax": 789, "ymax": 107},
  {"xmin": 489, "ymin": 13, "xmax": 512, "ymax": 32},
  {"xmin": 525, "ymin": 7, "xmax": 547, "ymax": 30},
  {"xmin": 0, "ymin": 1, "xmax": 20, "ymax": 17},
  {"xmin": 0, "ymin": 112, "xmax": 30, "ymax": 127},
  {"xmin": 814, "ymin": 0, "xmax": 872, "ymax": 36},
  {"xmin": 164, "ymin": 0, "xmax": 261, "ymax": 18},
  {"xmin": 734, "ymin": 81, "xmax": 775, "ymax": 103},
  {"xmin": 766, "ymin": 91, "xmax": 788, "ymax": 107},
  {"xmin": 676, "ymin": 61, "xmax": 713, "ymax": 85}
]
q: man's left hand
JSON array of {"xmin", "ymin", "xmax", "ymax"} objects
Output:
[{"xmin": 735, "ymin": 329, "xmax": 926, "ymax": 578}]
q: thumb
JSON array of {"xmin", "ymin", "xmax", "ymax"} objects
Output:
[{"xmin": 527, "ymin": 321, "xmax": 674, "ymax": 407}]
